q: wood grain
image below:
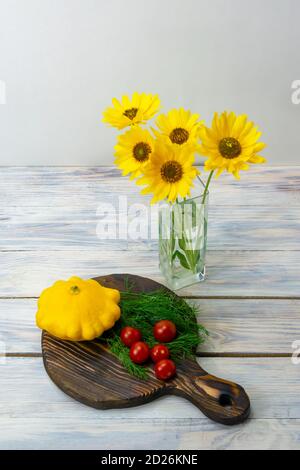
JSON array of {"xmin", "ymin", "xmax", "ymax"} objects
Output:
[
  {"xmin": 0, "ymin": 166, "xmax": 299, "ymax": 253},
  {"xmin": 42, "ymin": 274, "xmax": 250, "ymax": 426},
  {"xmin": 197, "ymin": 298, "xmax": 300, "ymax": 353},
  {"xmin": 0, "ymin": 357, "xmax": 300, "ymax": 449},
  {"xmin": 1, "ymin": 205, "xmax": 299, "ymax": 251},
  {"xmin": 43, "ymin": 332, "xmax": 250, "ymax": 426},
  {"xmin": 1, "ymin": 166, "xmax": 300, "ymax": 207},
  {"xmin": 1, "ymin": 298, "xmax": 299, "ymax": 354},
  {"xmin": 1, "ymin": 165, "xmax": 300, "ymax": 448},
  {"xmin": 1, "ymin": 417, "xmax": 300, "ymax": 450},
  {"xmin": 1, "ymin": 250, "xmax": 300, "ymax": 298},
  {"xmin": 1, "ymin": 357, "xmax": 299, "ymax": 419}
]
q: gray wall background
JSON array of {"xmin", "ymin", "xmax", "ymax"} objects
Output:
[{"xmin": 0, "ymin": 0, "xmax": 299, "ymax": 165}]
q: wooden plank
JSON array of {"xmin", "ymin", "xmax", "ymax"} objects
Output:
[
  {"xmin": 0, "ymin": 358, "xmax": 299, "ymax": 449},
  {"xmin": 0, "ymin": 299, "xmax": 40, "ymax": 353},
  {"xmin": 0, "ymin": 249, "xmax": 299, "ymax": 298},
  {"xmin": 197, "ymin": 298, "xmax": 300, "ymax": 353},
  {"xmin": 1, "ymin": 205, "xmax": 299, "ymax": 251},
  {"xmin": 1, "ymin": 357, "xmax": 299, "ymax": 419},
  {"xmin": 1, "ymin": 298, "xmax": 299, "ymax": 354},
  {"xmin": 0, "ymin": 166, "xmax": 300, "ymax": 208},
  {"xmin": 1, "ymin": 416, "xmax": 299, "ymax": 450}
]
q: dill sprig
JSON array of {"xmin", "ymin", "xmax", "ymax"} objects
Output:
[
  {"xmin": 106, "ymin": 336, "xmax": 149, "ymax": 380},
  {"xmin": 102, "ymin": 287, "xmax": 208, "ymax": 379}
]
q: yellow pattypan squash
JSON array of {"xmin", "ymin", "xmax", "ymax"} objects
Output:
[{"xmin": 36, "ymin": 276, "xmax": 121, "ymax": 341}]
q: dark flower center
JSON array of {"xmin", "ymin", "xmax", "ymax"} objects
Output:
[
  {"xmin": 160, "ymin": 160, "xmax": 183, "ymax": 183},
  {"xmin": 133, "ymin": 142, "xmax": 151, "ymax": 162},
  {"xmin": 218, "ymin": 137, "xmax": 242, "ymax": 159},
  {"xmin": 169, "ymin": 127, "xmax": 189, "ymax": 145},
  {"xmin": 123, "ymin": 107, "xmax": 138, "ymax": 120}
]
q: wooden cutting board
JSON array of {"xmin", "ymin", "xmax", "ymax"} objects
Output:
[{"xmin": 42, "ymin": 274, "xmax": 250, "ymax": 425}]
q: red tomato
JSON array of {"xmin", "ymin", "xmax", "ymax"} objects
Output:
[
  {"xmin": 154, "ymin": 359, "xmax": 176, "ymax": 380},
  {"xmin": 153, "ymin": 320, "xmax": 177, "ymax": 343},
  {"xmin": 120, "ymin": 326, "xmax": 141, "ymax": 347},
  {"xmin": 129, "ymin": 341, "xmax": 150, "ymax": 364},
  {"xmin": 150, "ymin": 344, "xmax": 170, "ymax": 363}
]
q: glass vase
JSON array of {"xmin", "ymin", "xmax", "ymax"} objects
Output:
[{"xmin": 158, "ymin": 177, "xmax": 208, "ymax": 290}]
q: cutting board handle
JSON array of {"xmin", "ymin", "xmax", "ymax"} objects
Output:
[{"xmin": 173, "ymin": 365, "xmax": 250, "ymax": 425}]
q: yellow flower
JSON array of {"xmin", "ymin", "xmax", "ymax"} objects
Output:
[
  {"xmin": 103, "ymin": 92, "xmax": 160, "ymax": 129},
  {"xmin": 155, "ymin": 108, "xmax": 202, "ymax": 147},
  {"xmin": 137, "ymin": 140, "xmax": 200, "ymax": 204},
  {"xmin": 199, "ymin": 111, "xmax": 266, "ymax": 179},
  {"xmin": 114, "ymin": 126, "xmax": 154, "ymax": 179}
]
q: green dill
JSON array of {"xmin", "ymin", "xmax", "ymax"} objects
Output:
[
  {"xmin": 106, "ymin": 336, "xmax": 148, "ymax": 380},
  {"xmin": 102, "ymin": 288, "xmax": 208, "ymax": 379}
]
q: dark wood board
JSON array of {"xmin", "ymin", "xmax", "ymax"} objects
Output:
[{"xmin": 42, "ymin": 274, "xmax": 250, "ymax": 425}]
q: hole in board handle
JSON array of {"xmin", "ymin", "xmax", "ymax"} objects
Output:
[{"xmin": 218, "ymin": 393, "xmax": 233, "ymax": 407}]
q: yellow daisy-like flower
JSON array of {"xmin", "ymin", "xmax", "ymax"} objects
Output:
[
  {"xmin": 114, "ymin": 126, "xmax": 154, "ymax": 179},
  {"xmin": 155, "ymin": 108, "xmax": 202, "ymax": 147},
  {"xmin": 137, "ymin": 140, "xmax": 200, "ymax": 204},
  {"xmin": 103, "ymin": 92, "xmax": 160, "ymax": 129},
  {"xmin": 199, "ymin": 111, "xmax": 266, "ymax": 179}
]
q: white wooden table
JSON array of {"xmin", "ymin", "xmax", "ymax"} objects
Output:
[{"xmin": 0, "ymin": 165, "xmax": 300, "ymax": 450}]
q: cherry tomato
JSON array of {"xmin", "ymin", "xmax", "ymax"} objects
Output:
[
  {"xmin": 129, "ymin": 341, "xmax": 150, "ymax": 364},
  {"xmin": 154, "ymin": 359, "xmax": 176, "ymax": 380},
  {"xmin": 150, "ymin": 344, "xmax": 170, "ymax": 363},
  {"xmin": 120, "ymin": 326, "xmax": 141, "ymax": 347},
  {"xmin": 153, "ymin": 320, "xmax": 176, "ymax": 343}
]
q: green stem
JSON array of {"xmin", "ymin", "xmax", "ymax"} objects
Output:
[{"xmin": 202, "ymin": 170, "xmax": 214, "ymax": 205}]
